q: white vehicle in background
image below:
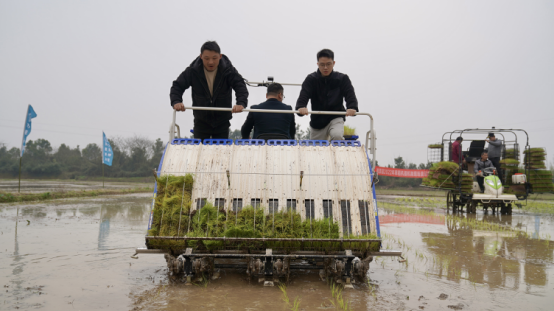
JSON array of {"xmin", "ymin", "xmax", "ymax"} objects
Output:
[{"xmin": 426, "ymin": 128, "xmax": 545, "ymax": 214}]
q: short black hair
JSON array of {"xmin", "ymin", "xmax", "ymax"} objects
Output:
[
  {"xmin": 201, "ymin": 41, "xmax": 221, "ymax": 54},
  {"xmin": 317, "ymin": 49, "xmax": 334, "ymax": 61},
  {"xmin": 456, "ymin": 137, "xmax": 463, "ymax": 141},
  {"xmin": 267, "ymin": 83, "xmax": 284, "ymax": 96},
  {"xmin": 481, "ymin": 151, "xmax": 488, "ymax": 156}
]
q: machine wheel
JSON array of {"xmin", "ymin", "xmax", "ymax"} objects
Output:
[
  {"xmin": 470, "ymin": 201, "xmax": 478, "ymax": 214},
  {"xmin": 446, "ymin": 191, "xmax": 453, "ymax": 210},
  {"xmin": 464, "ymin": 202, "xmax": 471, "ymax": 214},
  {"xmin": 500, "ymin": 203, "xmax": 507, "ymax": 215},
  {"xmin": 507, "ymin": 203, "xmax": 512, "ymax": 215}
]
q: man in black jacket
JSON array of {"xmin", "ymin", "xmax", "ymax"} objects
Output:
[
  {"xmin": 170, "ymin": 41, "xmax": 249, "ymax": 140},
  {"xmin": 241, "ymin": 83, "xmax": 295, "ymax": 139},
  {"xmin": 295, "ymin": 49, "xmax": 358, "ymax": 140}
]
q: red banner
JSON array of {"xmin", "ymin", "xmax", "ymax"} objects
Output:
[{"xmin": 375, "ymin": 166, "xmax": 429, "ymax": 178}]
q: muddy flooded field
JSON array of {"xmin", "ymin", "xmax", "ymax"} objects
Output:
[
  {"xmin": 0, "ymin": 180, "xmax": 151, "ymax": 193},
  {"xmin": 1, "ymin": 194, "xmax": 553, "ymax": 310}
]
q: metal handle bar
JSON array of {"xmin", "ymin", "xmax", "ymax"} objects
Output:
[
  {"xmin": 246, "ymin": 81, "xmax": 302, "ymax": 87},
  {"xmin": 169, "ymin": 107, "xmax": 376, "ymax": 172}
]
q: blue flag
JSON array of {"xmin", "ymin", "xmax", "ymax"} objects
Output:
[
  {"xmin": 21, "ymin": 105, "xmax": 38, "ymax": 157},
  {"xmin": 102, "ymin": 132, "xmax": 113, "ymax": 166}
]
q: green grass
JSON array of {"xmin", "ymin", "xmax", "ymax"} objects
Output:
[
  {"xmin": 380, "ymin": 201, "xmax": 437, "ymax": 216},
  {"xmin": 518, "ymin": 200, "xmax": 554, "ymax": 213},
  {"xmin": 0, "ymin": 187, "xmax": 153, "ymax": 203}
]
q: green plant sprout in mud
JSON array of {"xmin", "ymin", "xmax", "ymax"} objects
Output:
[
  {"xmin": 279, "ymin": 284, "xmax": 300, "ymax": 311},
  {"xmin": 392, "ymin": 197, "xmax": 445, "ymax": 209},
  {"xmin": 380, "ymin": 201, "xmax": 436, "ymax": 216},
  {"xmin": 278, "ymin": 284, "xmax": 289, "ymax": 305},
  {"xmin": 193, "ymin": 274, "xmax": 209, "ymax": 289},
  {"xmin": 329, "ymin": 283, "xmax": 352, "ymax": 311},
  {"xmin": 367, "ymin": 280, "xmax": 378, "ymax": 301}
]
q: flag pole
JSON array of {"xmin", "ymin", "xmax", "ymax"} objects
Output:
[
  {"xmin": 102, "ymin": 131, "xmax": 104, "ymax": 188},
  {"xmin": 18, "ymin": 157, "xmax": 22, "ymax": 193},
  {"xmin": 19, "ymin": 105, "xmax": 30, "ymax": 194}
]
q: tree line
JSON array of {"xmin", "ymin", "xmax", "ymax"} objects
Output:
[{"xmin": 0, "ymin": 135, "xmax": 164, "ymax": 179}]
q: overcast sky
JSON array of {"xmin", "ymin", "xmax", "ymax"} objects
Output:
[{"xmin": 1, "ymin": 0, "xmax": 553, "ymax": 167}]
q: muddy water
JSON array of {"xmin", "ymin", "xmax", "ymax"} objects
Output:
[
  {"xmin": 0, "ymin": 180, "xmax": 151, "ymax": 193},
  {"xmin": 1, "ymin": 195, "xmax": 553, "ymax": 310}
]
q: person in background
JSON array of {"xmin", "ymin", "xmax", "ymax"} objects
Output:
[
  {"xmin": 451, "ymin": 137, "xmax": 464, "ymax": 164},
  {"xmin": 486, "ymin": 133, "xmax": 504, "ymax": 182},
  {"xmin": 241, "ymin": 83, "xmax": 296, "ymax": 139},
  {"xmin": 295, "ymin": 49, "xmax": 358, "ymax": 141},
  {"xmin": 170, "ymin": 41, "xmax": 249, "ymax": 140},
  {"xmin": 474, "ymin": 151, "xmax": 495, "ymax": 193}
]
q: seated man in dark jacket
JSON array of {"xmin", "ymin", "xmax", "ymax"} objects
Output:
[
  {"xmin": 474, "ymin": 151, "xmax": 495, "ymax": 193},
  {"xmin": 170, "ymin": 41, "xmax": 249, "ymax": 140},
  {"xmin": 241, "ymin": 83, "xmax": 296, "ymax": 140},
  {"xmin": 296, "ymin": 49, "xmax": 358, "ymax": 140}
]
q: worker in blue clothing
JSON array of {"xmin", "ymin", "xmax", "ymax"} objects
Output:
[{"xmin": 241, "ymin": 83, "xmax": 296, "ymax": 140}]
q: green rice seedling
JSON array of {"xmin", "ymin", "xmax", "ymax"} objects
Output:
[
  {"xmin": 291, "ymin": 296, "xmax": 301, "ymax": 311},
  {"xmin": 279, "ymin": 284, "xmax": 289, "ymax": 305},
  {"xmin": 428, "ymin": 144, "xmax": 443, "ymax": 149},
  {"xmin": 148, "ymin": 175, "xmax": 380, "ymax": 251},
  {"xmin": 330, "ymin": 283, "xmax": 352, "ymax": 311},
  {"xmin": 343, "ymin": 125, "xmax": 356, "ymax": 136},
  {"xmin": 194, "ymin": 274, "xmax": 209, "ymax": 289}
]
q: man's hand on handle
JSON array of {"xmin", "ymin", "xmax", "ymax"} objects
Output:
[
  {"xmin": 346, "ymin": 109, "xmax": 356, "ymax": 117},
  {"xmin": 232, "ymin": 105, "xmax": 244, "ymax": 113},
  {"xmin": 173, "ymin": 103, "xmax": 185, "ymax": 111},
  {"xmin": 298, "ymin": 108, "xmax": 309, "ymax": 116}
]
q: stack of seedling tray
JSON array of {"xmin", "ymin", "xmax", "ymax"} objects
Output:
[
  {"xmin": 524, "ymin": 148, "xmax": 547, "ymax": 169},
  {"xmin": 422, "ymin": 161, "xmax": 473, "ymax": 193},
  {"xmin": 428, "ymin": 143, "xmax": 443, "ymax": 149},
  {"xmin": 520, "ymin": 169, "xmax": 554, "ymax": 194},
  {"xmin": 504, "ymin": 148, "xmax": 518, "ymax": 160},
  {"xmin": 521, "ymin": 148, "xmax": 553, "ymax": 193},
  {"xmin": 146, "ymin": 175, "xmax": 380, "ymax": 253}
]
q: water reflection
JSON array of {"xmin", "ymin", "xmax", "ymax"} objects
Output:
[
  {"xmin": 423, "ymin": 217, "xmax": 553, "ymax": 289},
  {"xmin": 20, "ymin": 206, "xmax": 47, "ymax": 219},
  {"xmin": 98, "ymin": 206, "xmax": 111, "ymax": 250},
  {"xmin": 97, "ymin": 200, "xmax": 149, "ymax": 250}
]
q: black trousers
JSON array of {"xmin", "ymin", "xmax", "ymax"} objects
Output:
[
  {"xmin": 489, "ymin": 157, "xmax": 504, "ymax": 182},
  {"xmin": 193, "ymin": 127, "xmax": 229, "ymax": 140},
  {"xmin": 477, "ymin": 176, "xmax": 485, "ymax": 193}
]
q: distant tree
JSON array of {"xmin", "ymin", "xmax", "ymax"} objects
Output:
[
  {"xmin": 394, "ymin": 156, "xmax": 406, "ymax": 169},
  {"xmin": 418, "ymin": 162, "xmax": 433, "ymax": 169},
  {"xmin": 294, "ymin": 124, "xmax": 311, "ymax": 140},
  {"xmin": 150, "ymin": 138, "xmax": 164, "ymax": 169},
  {"xmin": 82, "ymin": 143, "xmax": 102, "ymax": 163},
  {"xmin": 229, "ymin": 129, "xmax": 242, "ymax": 140}
]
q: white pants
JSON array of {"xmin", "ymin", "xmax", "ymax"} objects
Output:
[{"xmin": 310, "ymin": 117, "xmax": 344, "ymax": 141}]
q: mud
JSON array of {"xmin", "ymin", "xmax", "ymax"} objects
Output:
[{"xmin": 1, "ymin": 194, "xmax": 553, "ymax": 310}]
